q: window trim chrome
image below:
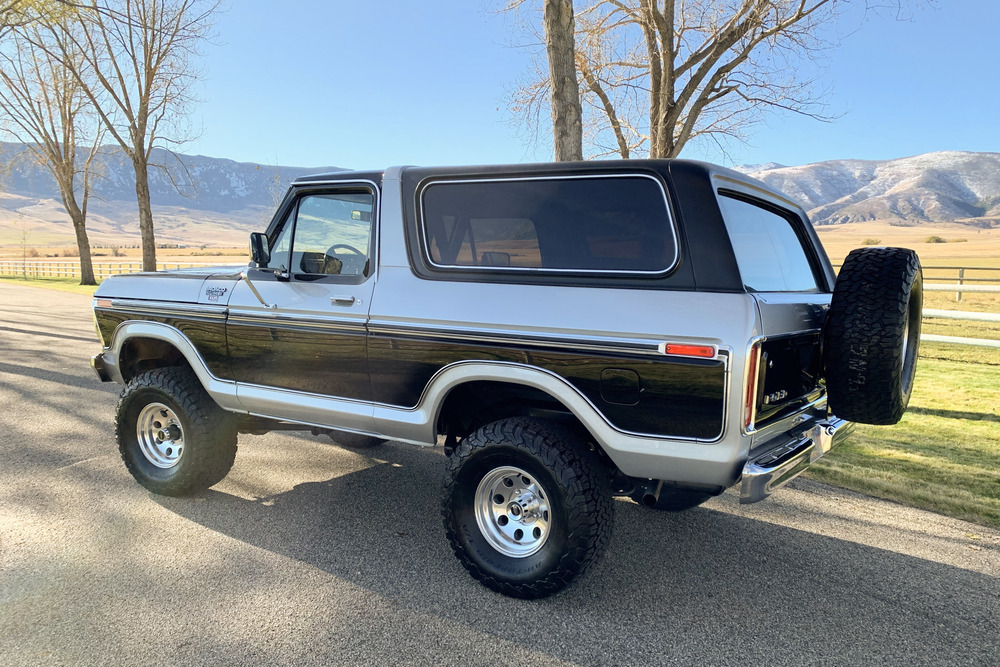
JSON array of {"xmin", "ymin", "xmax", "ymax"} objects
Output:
[{"xmin": 416, "ymin": 173, "xmax": 680, "ymax": 276}]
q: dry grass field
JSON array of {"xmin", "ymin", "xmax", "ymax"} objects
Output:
[
  {"xmin": 816, "ymin": 221, "xmax": 1000, "ymax": 265},
  {"xmin": 2, "ymin": 217, "xmax": 998, "ymax": 526}
]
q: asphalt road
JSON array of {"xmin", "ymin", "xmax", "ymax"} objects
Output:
[{"xmin": 1, "ymin": 281, "xmax": 998, "ymax": 666}]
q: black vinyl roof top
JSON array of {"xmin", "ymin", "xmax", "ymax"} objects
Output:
[{"xmin": 293, "ymin": 169, "xmax": 384, "ymax": 186}]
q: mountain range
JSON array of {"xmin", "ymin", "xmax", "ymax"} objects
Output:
[
  {"xmin": 741, "ymin": 151, "xmax": 1000, "ymax": 228},
  {"xmin": 1, "ymin": 143, "xmax": 998, "ymax": 249}
]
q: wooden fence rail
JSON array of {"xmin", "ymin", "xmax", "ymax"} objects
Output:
[{"xmin": 3, "ymin": 260, "xmax": 997, "ymax": 348}]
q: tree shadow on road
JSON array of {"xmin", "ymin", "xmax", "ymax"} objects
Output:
[{"xmin": 153, "ymin": 439, "xmax": 1000, "ymax": 665}]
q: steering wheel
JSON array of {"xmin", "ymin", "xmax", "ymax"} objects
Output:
[
  {"xmin": 326, "ymin": 243, "xmax": 364, "ymax": 257},
  {"xmin": 325, "ymin": 243, "xmax": 367, "ymax": 276}
]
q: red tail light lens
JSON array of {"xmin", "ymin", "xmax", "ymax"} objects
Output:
[{"xmin": 744, "ymin": 342, "xmax": 761, "ymax": 431}]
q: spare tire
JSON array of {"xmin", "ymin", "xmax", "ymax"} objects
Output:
[{"xmin": 824, "ymin": 247, "xmax": 922, "ymax": 425}]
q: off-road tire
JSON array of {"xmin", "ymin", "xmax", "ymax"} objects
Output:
[
  {"xmin": 824, "ymin": 247, "xmax": 922, "ymax": 425},
  {"xmin": 116, "ymin": 366, "xmax": 238, "ymax": 496},
  {"xmin": 630, "ymin": 486, "xmax": 713, "ymax": 512},
  {"xmin": 442, "ymin": 417, "xmax": 612, "ymax": 599}
]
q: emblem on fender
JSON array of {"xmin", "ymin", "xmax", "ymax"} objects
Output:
[{"xmin": 205, "ymin": 287, "xmax": 228, "ymax": 302}]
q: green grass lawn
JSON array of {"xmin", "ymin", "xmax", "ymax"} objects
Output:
[
  {"xmin": 807, "ymin": 338, "xmax": 1000, "ymax": 528},
  {"xmin": 0, "ymin": 275, "xmax": 100, "ymax": 295}
]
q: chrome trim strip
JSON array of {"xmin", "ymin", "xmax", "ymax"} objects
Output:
[
  {"xmin": 416, "ymin": 172, "xmax": 680, "ymax": 276},
  {"xmin": 368, "ymin": 321, "xmax": 728, "ymax": 361},
  {"xmin": 368, "ymin": 321, "xmax": 728, "ymax": 362},
  {"xmin": 99, "ymin": 299, "xmax": 229, "ymax": 320},
  {"xmin": 227, "ymin": 312, "xmax": 366, "ymax": 334}
]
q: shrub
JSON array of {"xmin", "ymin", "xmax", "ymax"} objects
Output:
[
  {"xmin": 862, "ymin": 238, "xmax": 881, "ymax": 245},
  {"xmin": 61, "ymin": 247, "xmax": 80, "ymax": 257},
  {"xmin": 924, "ymin": 235, "xmax": 946, "ymax": 243}
]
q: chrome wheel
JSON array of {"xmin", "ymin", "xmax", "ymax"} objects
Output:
[
  {"xmin": 475, "ymin": 466, "xmax": 551, "ymax": 558},
  {"xmin": 136, "ymin": 402, "xmax": 184, "ymax": 469}
]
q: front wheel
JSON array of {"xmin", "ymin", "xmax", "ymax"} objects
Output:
[
  {"xmin": 442, "ymin": 417, "xmax": 612, "ymax": 598},
  {"xmin": 116, "ymin": 366, "xmax": 237, "ymax": 496}
]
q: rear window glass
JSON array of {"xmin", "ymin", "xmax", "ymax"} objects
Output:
[
  {"xmin": 717, "ymin": 194, "xmax": 819, "ymax": 292},
  {"xmin": 420, "ymin": 175, "xmax": 677, "ymax": 274}
]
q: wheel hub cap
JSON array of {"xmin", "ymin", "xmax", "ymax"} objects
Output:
[
  {"xmin": 136, "ymin": 402, "xmax": 184, "ymax": 469},
  {"xmin": 475, "ymin": 466, "xmax": 551, "ymax": 558}
]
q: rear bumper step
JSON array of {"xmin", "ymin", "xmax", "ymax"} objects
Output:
[{"xmin": 739, "ymin": 417, "xmax": 853, "ymax": 504}]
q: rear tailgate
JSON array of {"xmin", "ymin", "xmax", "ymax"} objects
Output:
[{"xmin": 751, "ymin": 293, "xmax": 830, "ymax": 429}]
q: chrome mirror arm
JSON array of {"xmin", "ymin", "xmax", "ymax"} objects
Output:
[{"xmin": 240, "ymin": 269, "xmax": 277, "ymax": 309}]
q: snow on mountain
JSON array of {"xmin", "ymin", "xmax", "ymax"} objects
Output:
[
  {"xmin": 3, "ymin": 143, "xmax": 999, "ymax": 250},
  {"xmin": 743, "ymin": 151, "xmax": 1000, "ymax": 227}
]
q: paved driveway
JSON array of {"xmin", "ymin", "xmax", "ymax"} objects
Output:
[{"xmin": 1, "ymin": 282, "xmax": 998, "ymax": 665}]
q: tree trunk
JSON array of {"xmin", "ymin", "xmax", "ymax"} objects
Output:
[
  {"xmin": 544, "ymin": 0, "xmax": 583, "ymax": 161},
  {"xmin": 133, "ymin": 158, "xmax": 157, "ymax": 271},
  {"xmin": 70, "ymin": 208, "xmax": 96, "ymax": 285}
]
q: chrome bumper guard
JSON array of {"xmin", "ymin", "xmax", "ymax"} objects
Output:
[{"xmin": 739, "ymin": 417, "xmax": 854, "ymax": 504}]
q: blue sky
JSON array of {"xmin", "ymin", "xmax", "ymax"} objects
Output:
[{"xmin": 185, "ymin": 0, "xmax": 999, "ymax": 170}]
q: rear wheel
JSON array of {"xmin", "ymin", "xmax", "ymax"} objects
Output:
[
  {"xmin": 442, "ymin": 417, "xmax": 612, "ymax": 599},
  {"xmin": 116, "ymin": 367, "xmax": 237, "ymax": 496},
  {"xmin": 824, "ymin": 247, "xmax": 922, "ymax": 425}
]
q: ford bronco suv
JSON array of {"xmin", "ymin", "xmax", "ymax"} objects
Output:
[{"xmin": 91, "ymin": 160, "xmax": 922, "ymax": 598}]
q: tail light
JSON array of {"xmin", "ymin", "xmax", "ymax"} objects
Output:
[{"xmin": 744, "ymin": 341, "xmax": 762, "ymax": 432}]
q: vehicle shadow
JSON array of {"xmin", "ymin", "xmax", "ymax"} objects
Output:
[{"xmin": 154, "ymin": 439, "xmax": 999, "ymax": 665}]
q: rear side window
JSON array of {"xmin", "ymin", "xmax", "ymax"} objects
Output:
[
  {"xmin": 420, "ymin": 175, "xmax": 677, "ymax": 274},
  {"xmin": 717, "ymin": 194, "xmax": 819, "ymax": 292}
]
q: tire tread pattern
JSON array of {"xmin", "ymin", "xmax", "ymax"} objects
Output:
[
  {"xmin": 824, "ymin": 247, "xmax": 922, "ymax": 425},
  {"xmin": 442, "ymin": 417, "xmax": 612, "ymax": 599},
  {"xmin": 116, "ymin": 366, "xmax": 238, "ymax": 496}
]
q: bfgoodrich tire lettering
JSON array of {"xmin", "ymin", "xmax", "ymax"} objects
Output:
[
  {"xmin": 442, "ymin": 417, "xmax": 612, "ymax": 599},
  {"xmin": 116, "ymin": 366, "xmax": 238, "ymax": 496},
  {"xmin": 824, "ymin": 246, "xmax": 922, "ymax": 425}
]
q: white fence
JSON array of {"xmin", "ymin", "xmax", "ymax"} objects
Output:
[
  {"xmin": 3, "ymin": 260, "xmax": 997, "ymax": 348},
  {"xmin": 0, "ymin": 260, "xmax": 226, "ymax": 281}
]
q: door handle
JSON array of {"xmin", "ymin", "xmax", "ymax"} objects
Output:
[{"xmin": 331, "ymin": 295, "xmax": 357, "ymax": 306}]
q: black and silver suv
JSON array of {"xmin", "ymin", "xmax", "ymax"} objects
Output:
[{"xmin": 91, "ymin": 159, "xmax": 923, "ymax": 597}]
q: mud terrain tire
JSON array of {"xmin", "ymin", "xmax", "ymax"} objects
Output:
[
  {"xmin": 442, "ymin": 417, "xmax": 612, "ymax": 599},
  {"xmin": 117, "ymin": 367, "xmax": 238, "ymax": 496},
  {"xmin": 824, "ymin": 247, "xmax": 922, "ymax": 425}
]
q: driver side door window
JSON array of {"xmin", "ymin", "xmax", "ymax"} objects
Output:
[{"xmin": 272, "ymin": 192, "xmax": 374, "ymax": 281}]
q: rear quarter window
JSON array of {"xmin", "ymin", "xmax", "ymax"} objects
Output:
[
  {"xmin": 419, "ymin": 175, "xmax": 678, "ymax": 275},
  {"xmin": 717, "ymin": 193, "xmax": 820, "ymax": 292}
]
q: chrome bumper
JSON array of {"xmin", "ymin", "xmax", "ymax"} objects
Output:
[{"xmin": 739, "ymin": 417, "xmax": 854, "ymax": 504}]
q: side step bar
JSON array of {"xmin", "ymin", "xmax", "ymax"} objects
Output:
[{"xmin": 739, "ymin": 417, "xmax": 854, "ymax": 504}]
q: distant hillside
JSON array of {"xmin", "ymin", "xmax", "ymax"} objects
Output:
[
  {"xmin": 3, "ymin": 144, "xmax": 1000, "ymax": 249},
  {"xmin": 742, "ymin": 151, "xmax": 1000, "ymax": 228},
  {"xmin": 0, "ymin": 142, "xmax": 343, "ymax": 248}
]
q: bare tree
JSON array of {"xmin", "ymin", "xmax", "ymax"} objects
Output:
[
  {"xmin": 510, "ymin": 1, "xmax": 910, "ymax": 159},
  {"xmin": 1, "ymin": 1, "xmax": 80, "ymax": 38},
  {"xmin": 544, "ymin": 0, "xmax": 583, "ymax": 160},
  {"xmin": 52, "ymin": 0, "xmax": 216, "ymax": 271},
  {"xmin": 0, "ymin": 20, "xmax": 104, "ymax": 284}
]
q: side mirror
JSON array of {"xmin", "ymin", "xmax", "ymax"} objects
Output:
[{"xmin": 249, "ymin": 232, "xmax": 270, "ymax": 268}]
